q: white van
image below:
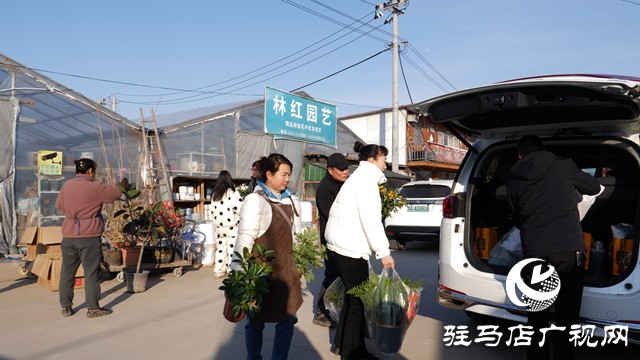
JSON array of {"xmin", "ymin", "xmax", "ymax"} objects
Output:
[{"xmin": 407, "ymin": 75, "xmax": 640, "ymax": 344}]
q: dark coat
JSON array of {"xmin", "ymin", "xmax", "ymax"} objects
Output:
[
  {"xmin": 316, "ymin": 172, "xmax": 345, "ymax": 245},
  {"xmin": 506, "ymin": 151, "xmax": 601, "ymax": 257}
]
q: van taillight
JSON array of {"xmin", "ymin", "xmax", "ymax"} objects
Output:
[{"xmin": 443, "ymin": 195, "xmax": 454, "ymax": 218}]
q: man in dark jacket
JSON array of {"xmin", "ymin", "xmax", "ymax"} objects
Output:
[
  {"xmin": 313, "ymin": 153, "xmax": 350, "ymax": 328},
  {"xmin": 506, "ymin": 135, "xmax": 601, "ymax": 360}
]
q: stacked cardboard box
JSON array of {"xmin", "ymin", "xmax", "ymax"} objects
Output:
[{"xmin": 19, "ymin": 227, "xmax": 86, "ymax": 291}]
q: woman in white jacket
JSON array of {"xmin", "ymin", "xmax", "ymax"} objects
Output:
[
  {"xmin": 210, "ymin": 170, "xmax": 243, "ymax": 278},
  {"xmin": 325, "ymin": 142, "xmax": 395, "ymax": 360},
  {"xmin": 232, "ymin": 154, "xmax": 303, "ymax": 360}
]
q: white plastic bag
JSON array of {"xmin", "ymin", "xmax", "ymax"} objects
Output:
[{"xmin": 323, "ymin": 277, "xmax": 344, "ymax": 323}]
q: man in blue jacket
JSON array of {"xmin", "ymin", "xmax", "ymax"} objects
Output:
[{"xmin": 506, "ymin": 135, "xmax": 601, "ymax": 360}]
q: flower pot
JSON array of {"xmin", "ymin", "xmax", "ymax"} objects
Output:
[
  {"xmin": 373, "ymin": 323, "xmax": 405, "ymax": 354},
  {"xmin": 121, "ymin": 246, "xmax": 142, "ymax": 266},
  {"xmin": 40, "ymin": 180, "xmax": 50, "ymax": 191},
  {"xmin": 152, "ymin": 246, "xmax": 172, "ymax": 265},
  {"xmin": 103, "ymin": 249, "xmax": 123, "ymax": 266},
  {"xmin": 125, "ymin": 270, "xmax": 149, "ymax": 293}
]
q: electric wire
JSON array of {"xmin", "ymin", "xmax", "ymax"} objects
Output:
[
  {"xmin": 398, "ymin": 50, "xmax": 413, "ymax": 104},
  {"xmin": 123, "ymin": 17, "xmax": 378, "ymax": 105},
  {"xmin": 117, "ymin": 11, "xmax": 375, "ymax": 98},
  {"xmin": 122, "ymin": 22, "xmax": 388, "ymax": 106},
  {"xmin": 400, "ymin": 53, "xmax": 448, "ymax": 93},
  {"xmin": 622, "ymin": 0, "xmax": 640, "ymax": 5},
  {"xmin": 308, "ymin": 0, "xmax": 456, "ymax": 91},
  {"xmin": 290, "ymin": 48, "xmax": 390, "ymax": 92}
]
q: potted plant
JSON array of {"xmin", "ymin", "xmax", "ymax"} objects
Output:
[
  {"xmin": 348, "ymin": 272, "xmax": 424, "ymax": 354},
  {"xmin": 293, "ymin": 227, "xmax": 326, "ymax": 282},
  {"xmin": 219, "ymin": 245, "xmax": 273, "ymax": 320},
  {"xmin": 114, "ymin": 179, "xmax": 165, "ymax": 292},
  {"xmin": 151, "ymin": 201, "xmax": 185, "ymax": 264}
]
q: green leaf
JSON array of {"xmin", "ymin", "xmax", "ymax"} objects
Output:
[
  {"xmin": 126, "ymin": 189, "xmax": 141, "ymax": 199},
  {"xmin": 123, "ymin": 222, "xmax": 137, "ymax": 235},
  {"xmin": 152, "ymin": 202, "xmax": 162, "ymax": 214},
  {"xmin": 114, "ymin": 209, "xmax": 127, "ymax": 218},
  {"xmin": 116, "ymin": 183, "xmax": 127, "ymax": 195}
]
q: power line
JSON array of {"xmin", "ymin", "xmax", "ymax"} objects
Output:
[
  {"xmin": 407, "ymin": 44, "xmax": 457, "ymax": 91},
  {"xmin": 127, "ymin": 17, "xmax": 378, "ymax": 105},
  {"xmin": 398, "ymin": 51, "xmax": 413, "ymax": 104},
  {"xmin": 118, "ymin": 12, "xmax": 375, "ymax": 98},
  {"xmin": 309, "ymin": 0, "xmax": 456, "ymax": 92},
  {"xmin": 290, "ymin": 48, "xmax": 390, "ymax": 92},
  {"xmin": 622, "ymin": 0, "xmax": 640, "ymax": 5},
  {"xmin": 400, "ymin": 53, "xmax": 448, "ymax": 93}
]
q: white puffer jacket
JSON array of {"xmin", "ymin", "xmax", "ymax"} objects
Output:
[
  {"xmin": 325, "ymin": 161, "xmax": 390, "ymax": 260},
  {"xmin": 231, "ymin": 189, "xmax": 302, "ymax": 271}
]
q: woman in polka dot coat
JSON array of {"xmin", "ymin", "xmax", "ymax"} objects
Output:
[{"xmin": 210, "ymin": 171, "xmax": 243, "ymax": 278}]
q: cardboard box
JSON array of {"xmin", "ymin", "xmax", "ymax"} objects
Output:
[
  {"xmin": 19, "ymin": 226, "xmax": 63, "ymax": 246},
  {"xmin": 19, "ymin": 227, "xmax": 63, "ymax": 260},
  {"xmin": 31, "ymin": 255, "xmax": 84, "ymax": 292}
]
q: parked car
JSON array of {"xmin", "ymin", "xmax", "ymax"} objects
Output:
[
  {"xmin": 408, "ymin": 74, "xmax": 640, "ymax": 343},
  {"xmin": 384, "ymin": 180, "xmax": 453, "ymax": 247}
]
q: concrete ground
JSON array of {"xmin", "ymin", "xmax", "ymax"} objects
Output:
[{"xmin": 0, "ymin": 242, "xmax": 636, "ymax": 359}]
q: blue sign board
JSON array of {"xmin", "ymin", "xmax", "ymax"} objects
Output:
[{"xmin": 264, "ymin": 87, "xmax": 337, "ymax": 148}]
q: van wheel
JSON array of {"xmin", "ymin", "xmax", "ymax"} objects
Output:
[
  {"xmin": 465, "ymin": 310, "xmax": 489, "ymax": 322},
  {"xmin": 389, "ymin": 240, "xmax": 405, "ymax": 250}
]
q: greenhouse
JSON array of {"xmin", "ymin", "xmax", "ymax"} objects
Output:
[{"xmin": 0, "ymin": 53, "xmax": 371, "ymax": 254}]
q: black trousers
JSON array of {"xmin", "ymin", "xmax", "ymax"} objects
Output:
[
  {"xmin": 523, "ymin": 251, "xmax": 584, "ymax": 360},
  {"xmin": 59, "ymin": 237, "xmax": 103, "ymax": 310},
  {"xmin": 328, "ymin": 250, "xmax": 369, "ymax": 359},
  {"xmin": 317, "ymin": 256, "xmax": 340, "ymax": 314}
]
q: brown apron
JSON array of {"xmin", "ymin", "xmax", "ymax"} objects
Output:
[{"xmin": 250, "ymin": 191, "xmax": 303, "ymax": 323}]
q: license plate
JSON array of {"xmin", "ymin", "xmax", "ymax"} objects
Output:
[{"xmin": 408, "ymin": 205, "xmax": 430, "ymax": 212}]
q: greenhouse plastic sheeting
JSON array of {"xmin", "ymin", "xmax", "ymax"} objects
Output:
[
  {"xmin": 272, "ymin": 139, "xmax": 304, "ymax": 195},
  {"xmin": 0, "ymin": 100, "xmax": 15, "ymax": 253},
  {"xmin": 162, "ymin": 114, "xmax": 236, "ymax": 177},
  {"xmin": 236, "ymin": 132, "xmax": 272, "ymax": 179}
]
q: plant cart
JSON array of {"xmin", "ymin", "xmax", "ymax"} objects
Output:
[{"xmin": 102, "ymin": 252, "xmax": 193, "ymax": 282}]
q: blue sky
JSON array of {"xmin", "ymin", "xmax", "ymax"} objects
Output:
[{"xmin": 3, "ymin": 0, "xmax": 640, "ymax": 121}]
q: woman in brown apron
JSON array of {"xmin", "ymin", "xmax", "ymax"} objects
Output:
[{"xmin": 232, "ymin": 154, "xmax": 303, "ymax": 360}]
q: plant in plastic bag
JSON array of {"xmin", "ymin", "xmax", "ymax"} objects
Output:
[
  {"xmin": 348, "ymin": 269, "xmax": 424, "ymax": 355},
  {"xmin": 323, "ymin": 277, "xmax": 345, "ymax": 323},
  {"xmin": 218, "ymin": 245, "xmax": 274, "ymax": 318}
]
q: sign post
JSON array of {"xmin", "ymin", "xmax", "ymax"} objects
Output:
[{"xmin": 264, "ymin": 87, "xmax": 337, "ymax": 148}]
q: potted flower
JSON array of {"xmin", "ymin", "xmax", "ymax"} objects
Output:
[
  {"xmin": 152, "ymin": 201, "xmax": 185, "ymax": 264},
  {"xmin": 293, "ymin": 227, "xmax": 326, "ymax": 282},
  {"xmin": 114, "ymin": 179, "xmax": 165, "ymax": 292},
  {"xmin": 219, "ymin": 245, "xmax": 273, "ymax": 320}
]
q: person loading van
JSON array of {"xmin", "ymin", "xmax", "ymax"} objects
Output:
[{"xmin": 505, "ymin": 135, "xmax": 601, "ymax": 360}]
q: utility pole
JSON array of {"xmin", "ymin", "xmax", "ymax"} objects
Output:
[
  {"xmin": 99, "ymin": 93, "xmax": 119, "ymax": 112},
  {"xmin": 376, "ymin": 1, "xmax": 407, "ymax": 173},
  {"xmin": 391, "ymin": 0, "xmax": 399, "ymax": 173}
]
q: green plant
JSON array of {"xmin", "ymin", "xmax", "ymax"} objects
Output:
[
  {"xmin": 347, "ymin": 273, "xmax": 424, "ymax": 325},
  {"xmin": 114, "ymin": 179, "xmax": 165, "ymax": 243},
  {"xmin": 219, "ymin": 245, "xmax": 274, "ymax": 318},
  {"xmin": 379, "ymin": 184, "xmax": 406, "ymax": 220},
  {"xmin": 293, "ymin": 227, "xmax": 327, "ymax": 282}
]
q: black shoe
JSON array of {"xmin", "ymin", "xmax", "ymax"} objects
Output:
[
  {"xmin": 330, "ymin": 344, "xmax": 340, "ymax": 355},
  {"xmin": 313, "ymin": 311, "xmax": 337, "ymax": 328}
]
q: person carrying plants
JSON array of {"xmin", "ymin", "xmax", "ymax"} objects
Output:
[
  {"xmin": 55, "ymin": 158, "xmax": 122, "ymax": 318},
  {"xmin": 210, "ymin": 170, "xmax": 243, "ymax": 278},
  {"xmin": 313, "ymin": 153, "xmax": 350, "ymax": 329},
  {"xmin": 232, "ymin": 153, "xmax": 303, "ymax": 360},
  {"xmin": 324, "ymin": 142, "xmax": 395, "ymax": 360}
]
